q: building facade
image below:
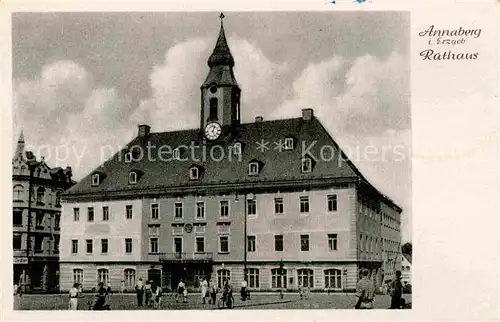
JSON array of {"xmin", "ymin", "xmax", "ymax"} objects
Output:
[
  {"xmin": 401, "ymin": 253, "xmax": 412, "ymax": 286},
  {"xmin": 60, "ymin": 17, "xmax": 402, "ymax": 292},
  {"xmin": 12, "ymin": 132, "xmax": 74, "ymax": 292}
]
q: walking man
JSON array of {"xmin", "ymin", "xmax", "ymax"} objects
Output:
[
  {"xmin": 390, "ymin": 270, "xmax": 404, "ymax": 309},
  {"xmin": 135, "ymin": 278, "xmax": 144, "ymax": 307},
  {"xmin": 355, "ymin": 269, "xmax": 375, "ymax": 309},
  {"xmin": 68, "ymin": 283, "xmax": 80, "ymax": 310},
  {"xmin": 240, "ymin": 278, "xmax": 248, "ymax": 301},
  {"xmin": 200, "ymin": 277, "xmax": 208, "ymax": 304}
]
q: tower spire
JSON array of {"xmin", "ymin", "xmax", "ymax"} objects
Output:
[
  {"xmin": 15, "ymin": 129, "xmax": 25, "ymax": 159},
  {"xmin": 208, "ymin": 13, "xmax": 234, "ymax": 68}
]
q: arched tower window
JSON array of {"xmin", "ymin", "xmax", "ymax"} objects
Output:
[{"xmin": 209, "ymin": 97, "xmax": 218, "ymax": 121}]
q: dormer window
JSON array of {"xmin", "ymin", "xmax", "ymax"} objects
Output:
[
  {"xmin": 129, "ymin": 171, "xmax": 138, "ymax": 184},
  {"xmin": 190, "ymin": 167, "xmax": 199, "ymax": 180},
  {"xmin": 301, "ymin": 156, "xmax": 315, "ymax": 173},
  {"xmin": 124, "ymin": 152, "xmax": 133, "ymax": 163},
  {"xmin": 248, "ymin": 161, "xmax": 260, "ymax": 176},
  {"xmin": 284, "ymin": 137, "xmax": 295, "ymax": 150},
  {"xmin": 91, "ymin": 174, "xmax": 100, "ymax": 186}
]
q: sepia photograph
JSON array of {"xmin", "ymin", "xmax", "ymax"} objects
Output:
[{"xmin": 11, "ymin": 11, "xmax": 411, "ymax": 311}]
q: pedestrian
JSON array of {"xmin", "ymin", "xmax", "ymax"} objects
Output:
[
  {"xmin": 176, "ymin": 279, "xmax": 187, "ymax": 303},
  {"xmin": 389, "ymin": 270, "xmax": 404, "ymax": 309},
  {"xmin": 68, "ymin": 282, "xmax": 80, "ymax": 310},
  {"xmin": 120, "ymin": 280, "xmax": 125, "ymax": 294},
  {"xmin": 208, "ymin": 279, "xmax": 217, "ymax": 305},
  {"xmin": 240, "ymin": 278, "xmax": 247, "ymax": 301},
  {"xmin": 355, "ymin": 269, "xmax": 375, "ymax": 309},
  {"xmin": 13, "ymin": 283, "xmax": 19, "ymax": 296},
  {"xmin": 106, "ymin": 281, "xmax": 112, "ymax": 295},
  {"xmin": 135, "ymin": 277, "xmax": 144, "ymax": 307},
  {"xmin": 145, "ymin": 280, "xmax": 153, "ymax": 307},
  {"xmin": 153, "ymin": 283, "xmax": 163, "ymax": 309},
  {"xmin": 200, "ymin": 277, "xmax": 208, "ymax": 304}
]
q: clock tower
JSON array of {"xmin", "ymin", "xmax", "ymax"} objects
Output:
[{"xmin": 201, "ymin": 13, "xmax": 241, "ymax": 140}]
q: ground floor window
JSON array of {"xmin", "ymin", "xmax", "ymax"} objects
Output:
[
  {"xmin": 193, "ymin": 269, "xmax": 206, "ymax": 288},
  {"xmin": 217, "ymin": 269, "xmax": 230, "ymax": 288},
  {"xmin": 73, "ymin": 269, "xmax": 83, "ymax": 285},
  {"xmin": 98, "ymin": 268, "xmax": 109, "ymax": 285},
  {"xmin": 271, "ymin": 268, "xmax": 287, "ymax": 289},
  {"xmin": 124, "ymin": 269, "xmax": 136, "ymax": 288},
  {"xmin": 246, "ymin": 268, "xmax": 260, "ymax": 288},
  {"xmin": 324, "ymin": 269, "xmax": 342, "ymax": 289},
  {"xmin": 297, "ymin": 268, "xmax": 314, "ymax": 288}
]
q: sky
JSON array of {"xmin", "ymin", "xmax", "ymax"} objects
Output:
[{"xmin": 12, "ymin": 12, "xmax": 411, "ymax": 241}]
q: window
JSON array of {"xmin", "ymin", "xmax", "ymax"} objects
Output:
[
  {"xmin": 54, "ymin": 214, "xmax": 60, "ymax": 229},
  {"xmin": 209, "ymin": 97, "xmax": 218, "ymax": 120},
  {"xmin": 300, "ymin": 196, "xmax": 310, "ymax": 213},
  {"xmin": 219, "ymin": 200, "xmax": 229, "ymax": 217},
  {"xmin": 247, "ymin": 236, "xmax": 256, "ymax": 252},
  {"xmin": 359, "ymin": 234, "xmax": 363, "ymax": 252},
  {"xmin": 124, "ymin": 152, "xmax": 132, "ymax": 163},
  {"xmin": 125, "ymin": 238, "xmax": 133, "ymax": 253},
  {"xmin": 271, "ymin": 268, "xmax": 287, "ymax": 289},
  {"xmin": 174, "ymin": 202, "xmax": 183, "ymax": 219},
  {"xmin": 151, "ymin": 204, "xmax": 159, "ymax": 220},
  {"xmin": 194, "ymin": 225, "xmax": 205, "ymax": 234},
  {"xmin": 13, "ymin": 235, "xmax": 22, "ymax": 250},
  {"xmin": 73, "ymin": 269, "xmax": 83, "ymax": 284},
  {"xmin": 91, "ymin": 174, "xmax": 100, "ymax": 186},
  {"xmin": 246, "ymin": 268, "xmax": 260, "ymax": 288},
  {"xmin": 102, "ymin": 206, "xmax": 109, "ymax": 221},
  {"xmin": 196, "ymin": 202, "xmax": 205, "ymax": 219},
  {"xmin": 97, "ymin": 238, "xmax": 108, "ymax": 254},
  {"xmin": 327, "ymin": 195, "xmax": 338, "ymax": 212},
  {"xmin": 274, "ymin": 197, "xmax": 284, "ymax": 214},
  {"xmin": 284, "ymin": 137, "xmax": 294, "ymax": 150},
  {"xmin": 13, "ymin": 210, "xmax": 23, "ymax": 226},
  {"xmin": 34, "ymin": 236, "xmax": 43, "ymax": 252},
  {"xmin": 217, "ymin": 269, "xmax": 230, "ymax": 288},
  {"xmin": 298, "ymin": 268, "xmax": 314, "ymax": 288},
  {"xmin": 247, "ymin": 199, "xmax": 256, "ymax": 216},
  {"xmin": 35, "ymin": 212, "xmax": 44, "ymax": 227},
  {"xmin": 300, "ymin": 234, "xmax": 310, "ymax": 251},
  {"xmin": 248, "ymin": 162, "xmax": 259, "ymax": 176},
  {"xmin": 219, "ymin": 236, "xmax": 229, "ymax": 253},
  {"xmin": 124, "ymin": 269, "xmax": 136, "ymax": 287},
  {"xmin": 86, "ymin": 239, "xmax": 93, "ymax": 253},
  {"xmin": 150, "ymin": 237, "xmax": 159, "ymax": 253},
  {"xmin": 72, "ymin": 240, "xmax": 78, "ymax": 254},
  {"xmin": 328, "ymin": 234, "xmax": 338, "ymax": 251},
  {"xmin": 129, "ymin": 171, "xmax": 138, "ymax": 184},
  {"xmin": 324, "ymin": 269, "xmax": 342, "ymax": 289},
  {"xmin": 36, "ymin": 187, "xmax": 45, "ymax": 204},
  {"xmin": 196, "ymin": 237, "xmax": 205, "ymax": 253},
  {"xmin": 274, "ymin": 235, "xmax": 283, "ymax": 251},
  {"xmin": 73, "ymin": 208, "xmax": 80, "ymax": 221},
  {"xmin": 13, "ymin": 185, "xmax": 24, "ymax": 201},
  {"xmin": 174, "ymin": 237, "xmax": 182, "ymax": 253},
  {"xmin": 88, "ymin": 207, "xmax": 94, "ymax": 222},
  {"xmin": 126, "ymin": 205, "xmax": 133, "ymax": 219},
  {"xmin": 97, "ymin": 268, "xmax": 109, "ymax": 285},
  {"xmin": 301, "ymin": 157, "xmax": 312, "ymax": 173},
  {"xmin": 233, "ymin": 142, "xmax": 242, "ymax": 155},
  {"xmin": 55, "ymin": 191, "xmax": 61, "ymax": 206},
  {"xmin": 54, "ymin": 235, "xmax": 60, "ymax": 253},
  {"xmin": 189, "ymin": 167, "xmax": 199, "ymax": 180}
]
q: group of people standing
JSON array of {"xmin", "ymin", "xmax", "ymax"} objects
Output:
[
  {"xmin": 355, "ymin": 269, "xmax": 406, "ymax": 309},
  {"xmin": 135, "ymin": 278, "xmax": 162, "ymax": 309}
]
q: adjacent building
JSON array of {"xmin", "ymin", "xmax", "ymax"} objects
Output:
[
  {"xmin": 12, "ymin": 132, "xmax": 74, "ymax": 292},
  {"xmin": 401, "ymin": 252, "xmax": 412, "ymax": 286},
  {"xmin": 60, "ymin": 17, "xmax": 402, "ymax": 292}
]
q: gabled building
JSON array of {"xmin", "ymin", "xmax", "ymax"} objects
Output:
[
  {"xmin": 60, "ymin": 16, "xmax": 402, "ymax": 292},
  {"xmin": 12, "ymin": 131, "xmax": 74, "ymax": 292},
  {"xmin": 401, "ymin": 252, "xmax": 412, "ymax": 286}
]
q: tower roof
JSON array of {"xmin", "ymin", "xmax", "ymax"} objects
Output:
[
  {"xmin": 207, "ymin": 14, "xmax": 235, "ymax": 68},
  {"xmin": 14, "ymin": 130, "xmax": 25, "ymax": 159}
]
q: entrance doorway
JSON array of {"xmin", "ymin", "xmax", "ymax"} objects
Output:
[{"xmin": 148, "ymin": 269, "xmax": 162, "ymax": 287}]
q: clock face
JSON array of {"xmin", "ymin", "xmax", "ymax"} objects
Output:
[{"xmin": 204, "ymin": 122, "xmax": 222, "ymax": 140}]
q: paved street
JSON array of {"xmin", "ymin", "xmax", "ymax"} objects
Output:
[{"xmin": 14, "ymin": 292, "xmax": 411, "ymax": 310}]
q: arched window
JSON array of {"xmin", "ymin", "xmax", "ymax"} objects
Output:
[
  {"xmin": 217, "ymin": 269, "xmax": 230, "ymax": 288},
  {"xmin": 13, "ymin": 185, "xmax": 24, "ymax": 201},
  {"xmin": 209, "ymin": 98, "xmax": 218, "ymax": 120},
  {"xmin": 271, "ymin": 268, "xmax": 287, "ymax": 289},
  {"xmin": 246, "ymin": 268, "xmax": 260, "ymax": 288},
  {"xmin": 36, "ymin": 187, "xmax": 45, "ymax": 204},
  {"xmin": 324, "ymin": 269, "xmax": 342, "ymax": 289},
  {"xmin": 297, "ymin": 268, "xmax": 314, "ymax": 288},
  {"xmin": 97, "ymin": 268, "xmax": 109, "ymax": 285},
  {"xmin": 124, "ymin": 269, "xmax": 136, "ymax": 288},
  {"xmin": 73, "ymin": 269, "xmax": 83, "ymax": 285}
]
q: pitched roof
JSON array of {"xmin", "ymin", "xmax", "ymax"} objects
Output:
[
  {"xmin": 402, "ymin": 252, "xmax": 412, "ymax": 264},
  {"xmin": 207, "ymin": 23, "xmax": 235, "ymax": 68}
]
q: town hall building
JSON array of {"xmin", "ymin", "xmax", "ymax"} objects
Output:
[{"xmin": 60, "ymin": 16, "xmax": 402, "ymax": 293}]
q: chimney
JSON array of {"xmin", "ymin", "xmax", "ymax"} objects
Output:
[
  {"xmin": 138, "ymin": 124, "xmax": 151, "ymax": 138},
  {"xmin": 302, "ymin": 108, "xmax": 313, "ymax": 121},
  {"xmin": 65, "ymin": 166, "xmax": 73, "ymax": 182},
  {"xmin": 255, "ymin": 116, "xmax": 263, "ymax": 123}
]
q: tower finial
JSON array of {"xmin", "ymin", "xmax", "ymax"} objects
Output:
[{"xmin": 220, "ymin": 12, "xmax": 225, "ymax": 24}]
